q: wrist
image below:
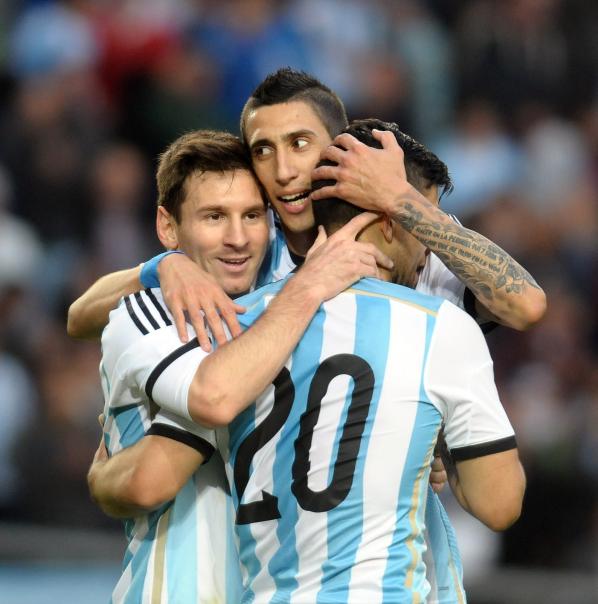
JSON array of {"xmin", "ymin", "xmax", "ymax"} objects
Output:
[{"xmin": 140, "ymin": 251, "xmax": 184, "ymax": 288}]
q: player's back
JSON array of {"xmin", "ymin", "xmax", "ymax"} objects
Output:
[{"xmin": 222, "ymin": 277, "xmax": 451, "ymax": 604}]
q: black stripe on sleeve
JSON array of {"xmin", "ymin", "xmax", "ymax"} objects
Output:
[
  {"xmin": 147, "ymin": 423, "xmax": 214, "ymax": 462},
  {"xmin": 135, "ymin": 292, "xmax": 160, "ymax": 330},
  {"xmin": 450, "ymin": 435, "xmax": 517, "ymax": 462},
  {"xmin": 144, "ymin": 288, "xmax": 172, "ymax": 326},
  {"xmin": 145, "ymin": 338, "xmax": 200, "ymax": 400},
  {"xmin": 125, "ymin": 295, "xmax": 148, "ymax": 335},
  {"xmin": 463, "ymin": 287, "xmax": 498, "ymax": 335}
]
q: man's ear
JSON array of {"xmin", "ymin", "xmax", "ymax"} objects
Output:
[
  {"xmin": 156, "ymin": 206, "xmax": 179, "ymax": 250},
  {"xmin": 380, "ymin": 215, "xmax": 393, "ymax": 243}
]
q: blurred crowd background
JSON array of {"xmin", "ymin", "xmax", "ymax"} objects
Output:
[{"xmin": 1, "ymin": 0, "xmax": 598, "ymax": 599}]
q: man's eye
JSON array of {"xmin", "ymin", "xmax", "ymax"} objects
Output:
[
  {"xmin": 294, "ymin": 138, "xmax": 308, "ymax": 149},
  {"xmin": 245, "ymin": 212, "xmax": 263, "ymax": 221},
  {"xmin": 206, "ymin": 213, "xmax": 224, "ymax": 222},
  {"xmin": 253, "ymin": 146, "xmax": 273, "ymax": 158}
]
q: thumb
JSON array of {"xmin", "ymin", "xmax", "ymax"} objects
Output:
[{"xmin": 307, "ymin": 225, "xmax": 327, "ymax": 257}]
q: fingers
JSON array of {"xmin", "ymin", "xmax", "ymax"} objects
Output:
[
  {"xmin": 318, "ymin": 144, "xmax": 345, "ymax": 165},
  {"xmin": 172, "ymin": 306, "xmax": 189, "ymax": 344},
  {"xmin": 311, "ymin": 163, "xmax": 341, "ymax": 184},
  {"xmin": 333, "ymin": 212, "xmax": 380, "ymax": 239},
  {"xmin": 203, "ymin": 304, "xmax": 225, "ymax": 349},
  {"xmin": 331, "ymin": 132, "xmax": 362, "ymax": 151},
  {"xmin": 184, "ymin": 304, "xmax": 209, "ymax": 350},
  {"xmin": 98, "ymin": 414, "xmax": 105, "ymax": 428},
  {"xmin": 306, "ymin": 225, "xmax": 328, "ymax": 260},
  {"xmin": 220, "ymin": 305, "xmax": 243, "ymax": 339},
  {"xmin": 310, "ymin": 183, "xmax": 339, "ymax": 202},
  {"xmin": 372, "ymin": 128, "xmax": 401, "ymax": 152}
]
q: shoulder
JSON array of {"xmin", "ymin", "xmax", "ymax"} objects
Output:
[
  {"xmin": 101, "ymin": 288, "xmax": 185, "ymax": 372},
  {"xmin": 349, "ymin": 278, "xmax": 446, "ymax": 317}
]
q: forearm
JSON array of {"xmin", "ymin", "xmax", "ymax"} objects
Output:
[
  {"xmin": 68, "ymin": 266, "xmax": 142, "ymax": 340},
  {"xmin": 189, "ymin": 274, "xmax": 322, "ymax": 427},
  {"xmin": 391, "ymin": 192, "xmax": 546, "ymax": 330},
  {"xmin": 87, "ymin": 435, "xmax": 203, "ymax": 519},
  {"xmin": 87, "ymin": 452, "xmax": 148, "ymax": 519}
]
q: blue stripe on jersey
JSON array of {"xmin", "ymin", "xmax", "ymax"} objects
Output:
[
  {"xmin": 420, "ymin": 311, "xmax": 465, "ymax": 604},
  {"xmin": 269, "ymin": 306, "xmax": 327, "ymax": 602},
  {"xmin": 230, "ymin": 409, "xmax": 259, "ymax": 604},
  {"xmin": 382, "ymin": 312, "xmax": 443, "ymax": 602},
  {"xmin": 256, "ymin": 227, "xmax": 286, "ymax": 286},
  {"xmin": 121, "ymin": 519, "xmax": 159, "ymax": 604},
  {"xmin": 425, "ymin": 490, "xmax": 466, "ymax": 603},
  {"xmin": 111, "ymin": 404, "xmax": 146, "ymax": 449},
  {"xmin": 316, "ymin": 292, "xmax": 390, "ymax": 603},
  {"xmin": 227, "ymin": 292, "xmax": 270, "ymax": 604},
  {"xmin": 165, "ymin": 480, "xmax": 198, "ymax": 602},
  {"xmin": 350, "ymin": 277, "xmax": 445, "ymax": 316}
]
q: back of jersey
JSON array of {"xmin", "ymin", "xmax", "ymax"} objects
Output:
[{"xmin": 224, "ymin": 277, "xmax": 447, "ymax": 604}]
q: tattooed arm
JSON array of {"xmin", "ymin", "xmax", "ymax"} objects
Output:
[
  {"xmin": 311, "ymin": 129, "xmax": 547, "ymax": 330},
  {"xmin": 396, "ymin": 198, "xmax": 545, "ymax": 328}
]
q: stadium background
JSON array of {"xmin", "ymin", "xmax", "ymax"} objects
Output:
[{"xmin": 0, "ymin": 1, "xmax": 597, "ymax": 602}]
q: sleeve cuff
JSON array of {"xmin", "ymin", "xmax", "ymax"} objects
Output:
[
  {"xmin": 450, "ymin": 435, "xmax": 517, "ymax": 462},
  {"xmin": 147, "ymin": 423, "xmax": 215, "ymax": 463}
]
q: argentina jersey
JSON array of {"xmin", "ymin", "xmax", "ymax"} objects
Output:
[
  {"xmin": 256, "ymin": 210, "xmax": 299, "ymax": 286},
  {"xmin": 216, "ymin": 275, "xmax": 516, "ymax": 603},
  {"xmin": 100, "ymin": 288, "xmax": 242, "ymax": 604}
]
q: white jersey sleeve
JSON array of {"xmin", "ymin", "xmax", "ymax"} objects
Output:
[
  {"xmin": 423, "ymin": 301, "xmax": 516, "ymax": 459},
  {"xmin": 148, "ymin": 408, "xmax": 217, "ymax": 453},
  {"xmin": 416, "ymin": 252, "xmax": 466, "ymax": 309},
  {"xmin": 101, "ymin": 289, "xmax": 216, "ymax": 449}
]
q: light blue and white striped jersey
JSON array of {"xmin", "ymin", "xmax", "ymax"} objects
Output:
[
  {"xmin": 100, "ymin": 288, "xmax": 242, "ymax": 604},
  {"xmin": 153, "ymin": 276, "xmax": 516, "ymax": 603},
  {"xmin": 252, "ymin": 214, "xmax": 483, "ymax": 603},
  {"xmin": 256, "ymin": 211, "xmax": 298, "ymax": 286}
]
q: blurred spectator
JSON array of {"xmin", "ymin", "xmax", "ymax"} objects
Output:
[
  {"xmin": 385, "ymin": 0, "xmax": 455, "ymax": 141},
  {"xmin": 87, "ymin": 142, "xmax": 156, "ymax": 274},
  {"xmin": 191, "ymin": 0, "xmax": 313, "ymax": 124},
  {"xmin": 433, "ymin": 100, "xmax": 523, "ymax": 218}
]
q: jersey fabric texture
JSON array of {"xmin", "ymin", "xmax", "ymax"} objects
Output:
[
  {"xmin": 152, "ymin": 277, "xmax": 516, "ymax": 603},
  {"xmin": 100, "ymin": 288, "xmax": 242, "ymax": 604}
]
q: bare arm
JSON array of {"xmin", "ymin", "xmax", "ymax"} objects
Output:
[
  {"xmin": 448, "ymin": 449, "xmax": 526, "ymax": 532},
  {"xmin": 68, "ymin": 266, "xmax": 143, "ymax": 340},
  {"xmin": 87, "ymin": 433, "xmax": 203, "ymax": 519},
  {"xmin": 67, "ymin": 253, "xmax": 244, "ymax": 348},
  {"xmin": 186, "ymin": 213, "xmax": 393, "ymax": 427},
  {"xmin": 311, "ymin": 131, "xmax": 547, "ymax": 330}
]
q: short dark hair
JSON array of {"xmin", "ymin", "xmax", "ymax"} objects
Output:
[
  {"xmin": 312, "ymin": 118, "xmax": 453, "ymax": 231},
  {"xmin": 240, "ymin": 67, "xmax": 348, "ymax": 142},
  {"xmin": 157, "ymin": 130, "xmax": 262, "ymax": 222}
]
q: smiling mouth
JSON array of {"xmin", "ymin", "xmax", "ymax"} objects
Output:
[
  {"xmin": 218, "ymin": 257, "xmax": 249, "ymax": 266},
  {"xmin": 278, "ymin": 191, "xmax": 310, "ymax": 206}
]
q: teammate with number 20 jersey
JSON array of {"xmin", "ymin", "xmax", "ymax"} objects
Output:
[{"xmin": 146, "ymin": 274, "xmax": 517, "ymax": 603}]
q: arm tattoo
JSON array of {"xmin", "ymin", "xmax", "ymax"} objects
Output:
[{"xmin": 399, "ymin": 203, "xmax": 541, "ymax": 302}]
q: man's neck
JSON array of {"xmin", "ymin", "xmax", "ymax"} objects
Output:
[{"xmin": 281, "ymin": 224, "xmax": 317, "ymax": 258}]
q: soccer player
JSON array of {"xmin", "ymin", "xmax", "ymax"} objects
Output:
[
  {"xmin": 90, "ymin": 128, "xmax": 389, "ymax": 603},
  {"xmin": 92, "ymin": 119, "xmax": 525, "ymax": 603}
]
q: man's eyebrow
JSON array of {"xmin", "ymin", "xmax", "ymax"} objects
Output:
[
  {"xmin": 197, "ymin": 203, "xmax": 266, "ymax": 213},
  {"xmin": 249, "ymin": 129, "xmax": 318, "ymax": 150}
]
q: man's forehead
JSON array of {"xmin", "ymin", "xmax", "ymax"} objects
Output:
[
  {"xmin": 245, "ymin": 100, "xmax": 329, "ymax": 144},
  {"xmin": 184, "ymin": 169, "xmax": 261, "ymax": 204}
]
